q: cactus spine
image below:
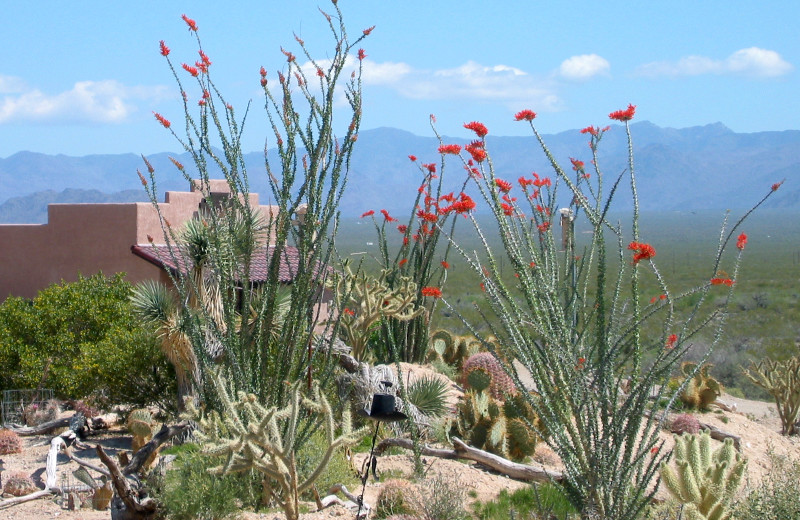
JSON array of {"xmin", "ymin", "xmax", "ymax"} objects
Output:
[
  {"xmin": 184, "ymin": 371, "xmax": 369, "ymax": 520},
  {"xmin": 741, "ymin": 356, "xmax": 800, "ymax": 435},
  {"xmin": 660, "ymin": 431, "xmax": 746, "ymax": 520}
]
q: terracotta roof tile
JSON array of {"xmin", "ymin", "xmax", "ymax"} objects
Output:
[{"xmin": 131, "ymin": 244, "xmax": 318, "ymax": 284}]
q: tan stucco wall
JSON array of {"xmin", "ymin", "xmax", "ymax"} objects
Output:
[{"xmin": 0, "ymin": 182, "xmax": 279, "ymax": 300}]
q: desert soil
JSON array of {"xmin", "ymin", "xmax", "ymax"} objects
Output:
[{"xmin": 1, "ymin": 385, "xmax": 797, "ymax": 520}]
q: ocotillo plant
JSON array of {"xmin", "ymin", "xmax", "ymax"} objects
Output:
[
  {"xmin": 140, "ymin": 2, "xmax": 371, "ymax": 423},
  {"xmin": 434, "ymin": 107, "xmax": 780, "ymax": 519},
  {"xmin": 360, "ymin": 122, "xmax": 473, "ymax": 364}
]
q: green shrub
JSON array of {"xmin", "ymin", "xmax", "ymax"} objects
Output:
[
  {"xmin": 0, "ymin": 273, "xmax": 176, "ymax": 410},
  {"xmin": 416, "ymin": 474, "xmax": 470, "ymax": 520},
  {"xmin": 148, "ymin": 444, "xmax": 260, "ymax": 520},
  {"xmin": 295, "ymin": 429, "xmax": 359, "ymax": 496},
  {"xmin": 733, "ymin": 452, "xmax": 800, "ymax": 519},
  {"xmin": 472, "ymin": 484, "xmax": 579, "ymax": 519}
]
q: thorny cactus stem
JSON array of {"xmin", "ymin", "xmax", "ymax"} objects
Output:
[
  {"xmin": 332, "ymin": 265, "xmax": 423, "ymax": 361},
  {"xmin": 660, "ymin": 431, "xmax": 746, "ymax": 520},
  {"xmin": 742, "ymin": 356, "xmax": 800, "ymax": 435},
  {"xmin": 184, "ymin": 370, "xmax": 369, "ymax": 520}
]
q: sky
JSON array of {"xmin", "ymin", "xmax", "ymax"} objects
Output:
[{"xmin": 1, "ymin": 1, "xmax": 798, "ymax": 158}]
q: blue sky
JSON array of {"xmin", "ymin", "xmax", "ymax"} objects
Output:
[{"xmin": 1, "ymin": 1, "xmax": 797, "ymax": 157}]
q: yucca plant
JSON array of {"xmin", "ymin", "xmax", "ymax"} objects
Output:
[{"xmin": 433, "ymin": 107, "xmax": 780, "ymax": 519}]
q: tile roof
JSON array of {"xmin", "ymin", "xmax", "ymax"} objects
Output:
[{"xmin": 131, "ymin": 243, "xmax": 318, "ymax": 284}]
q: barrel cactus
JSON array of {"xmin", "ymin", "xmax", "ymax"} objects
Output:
[
  {"xmin": 0, "ymin": 428, "xmax": 23, "ymax": 455},
  {"xmin": 3, "ymin": 471, "xmax": 37, "ymax": 497},
  {"xmin": 462, "ymin": 352, "xmax": 517, "ymax": 400},
  {"xmin": 670, "ymin": 413, "xmax": 701, "ymax": 435}
]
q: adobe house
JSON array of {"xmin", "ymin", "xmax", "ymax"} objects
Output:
[{"xmin": 0, "ymin": 180, "xmax": 292, "ymax": 300}]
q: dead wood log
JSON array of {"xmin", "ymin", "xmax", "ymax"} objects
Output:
[
  {"xmin": 8, "ymin": 417, "xmax": 71, "ymax": 436},
  {"xmin": 376, "ymin": 437, "xmax": 563, "ymax": 483},
  {"xmin": 0, "ymin": 489, "xmax": 55, "ymax": 510},
  {"xmin": 123, "ymin": 421, "xmax": 191, "ymax": 475},
  {"xmin": 697, "ymin": 420, "xmax": 743, "ymax": 451},
  {"xmin": 97, "ymin": 445, "xmax": 158, "ymax": 520}
]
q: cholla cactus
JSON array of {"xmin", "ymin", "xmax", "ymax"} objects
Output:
[
  {"xmin": 679, "ymin": 362, "xmax": 723, "ymax": 411},
  {"xmin": 0, "ymin": 428, "xmax": 22, "ymax": 455},
  {"xmin": 462, "ymin": 352, "xmax": 517, "ymax": 400},
  {"xmin": 184, "ymin": 370, "xmax": 369, "ymax": 520},
  {"xmin": 332, "ymin": 265, "xmax": 423, "ymax": 361},
  {"xmin": 660, "ymin": 431, "xmax": 746, "ymax": 520},
  {"xmin": 741, "ymin": 356, "xmax": 800, "ymax": 435},
  {"xmin": 3, "ymin": 471, "xmax": 36, "ymax": 497}
]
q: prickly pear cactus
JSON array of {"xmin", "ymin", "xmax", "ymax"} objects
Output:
[
  {"xmin": 426, "ymin": 330, "xmax": 482, "ymax": 369},
  {"xmin": 679, "ymin": 362, "xmax": 723, "ymax": 410},
  {"xmin": 462, "ymin": 352, "xmax": 517, "ymax": 399},
  {"xmin": 660, "ymin": 431, "xmax": 746, "ymax": 520},
  {"xmin": 454, "ymin": 388, "xmax": 542, "ymax": 462},
  {"xmin": 126, "ymin": 408, "xmax": 159, "ymax": 468}
]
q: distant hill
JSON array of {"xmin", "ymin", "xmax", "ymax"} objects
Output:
[
  {"xmin": 0, "ymin": 188, "xmax": 149, "ymax": 223},
  {"xmin": 1, "ymin": 122, "xmax": 797, "ymax": 224}
]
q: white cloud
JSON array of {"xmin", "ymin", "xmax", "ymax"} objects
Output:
[
  {"xmin": 637, "ymin": 47, "xmax": 793, "ymax": 78},
  {"xmin": 358, "ymin": 59, "xmax": 560, "ymax": 109},
  {"xmin": 726, "ymin": 47, "xmax": 793, "ymax": 77},
  {"xmin": 0, "ymin": 80, "xmax": 169, "ymax": 124},
  {"xmin": 0, "ymin": 75, "xmax": 26, "ymax": 94},
  {"xmin": 559, "ymin": 54, "xmax": 610, "ymax": 80}
]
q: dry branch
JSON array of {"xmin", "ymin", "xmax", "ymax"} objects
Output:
[
  {"xmin": 97, "ymin": 444, "xmax": 158, "ymax": 519},
  {"xmin": 376, "ymin": 436, "xmax": 563, "ymax": 483},
  {"xmin": 7, "ymin": 417, "xmax": 71, "ymax": 436},
  {"xmin": 123, "ymin": 421, "xmax": 190, "ymax": 475}
]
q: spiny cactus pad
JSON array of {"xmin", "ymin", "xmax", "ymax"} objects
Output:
[
  {"xmin": 462, "ymin": 352, "xmax": 516, "ymax": 400},
  {"xmin": 679, "ymin": 362, "xmax": 723, "ymax": 411}
]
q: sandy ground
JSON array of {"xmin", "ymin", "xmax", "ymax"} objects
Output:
[{"xmin": 1, "ymin": 388, "xmax": 797, "ymax": 519}]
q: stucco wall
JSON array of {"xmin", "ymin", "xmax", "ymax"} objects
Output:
[{"xmin": 0, "ymin": 181, "xmax": 279, "ymax": 300}]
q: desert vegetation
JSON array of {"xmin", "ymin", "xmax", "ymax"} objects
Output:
[{"xmin": 0, "ymin": 2, "xmax": 797, "ymax": 520}]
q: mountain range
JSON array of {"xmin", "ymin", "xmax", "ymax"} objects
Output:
[{"xmin": 1, "ymin": 121, "xmax": 797, "ymax": 224}]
